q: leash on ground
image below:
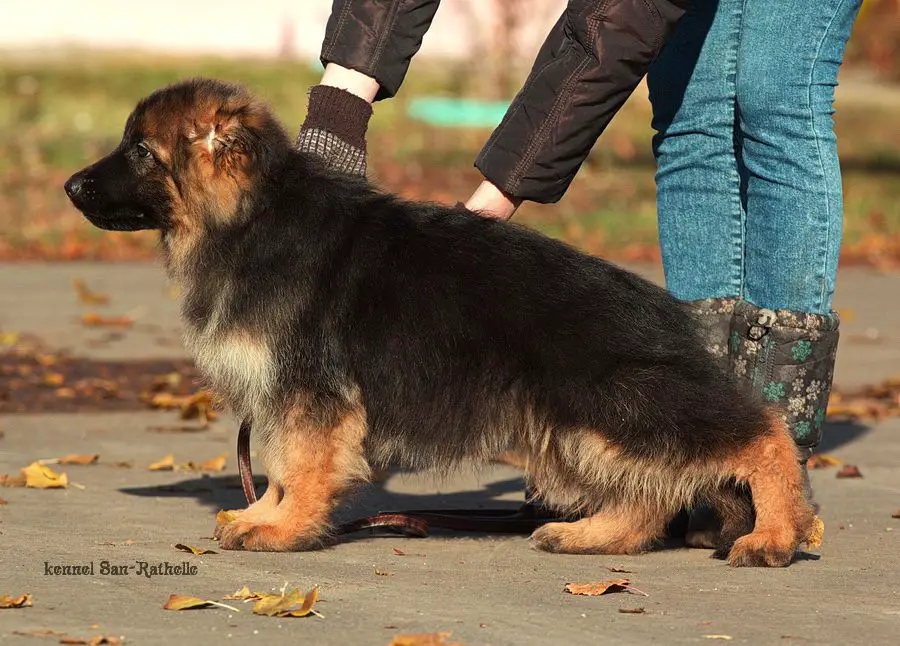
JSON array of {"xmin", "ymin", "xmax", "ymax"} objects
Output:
[{"xmin": 236, "ymin": 418, "xmax": 561, "ymax": 538}]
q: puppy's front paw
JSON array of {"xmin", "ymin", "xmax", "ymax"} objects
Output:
[
  {"xmin": 727, "ymin": 532, "xmax": 795, "ymax": 567},
  {"xmin": 218, "ymin": 518, "xmax": 326, "ymax": 552},
  {"xmin": 530, "ymin": 522, "xmax": 577, "ymax": 553}
]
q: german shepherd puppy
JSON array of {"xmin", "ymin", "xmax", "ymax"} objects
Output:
[{"xmin": 65, "ymin": 79, "xmax": 816, "ymax": 565}]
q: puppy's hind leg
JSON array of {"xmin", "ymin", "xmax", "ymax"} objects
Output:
[
  {"xmin": 218, "ymin": 400, "xmax": 370, "ymax": 552},
  {"xmin": 531, "ymin": 503, "xmax": 672, "ymax": 555},
  {"xmin": 725, "ymin": 413, "xmax": 816, "ymax": 567}
]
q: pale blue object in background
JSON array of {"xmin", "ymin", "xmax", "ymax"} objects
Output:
[{"xmin": 407, "ymin": 97, "xmax": 509, "ymax": 128}]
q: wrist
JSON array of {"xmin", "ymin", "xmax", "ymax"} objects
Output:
[
  {"xmin": 465, "ymin": 180, "xmax": 522, "ymax": 220},
  {"xmin": 320, "ymin": 63, "xmax": 380, "ymax": 103}
]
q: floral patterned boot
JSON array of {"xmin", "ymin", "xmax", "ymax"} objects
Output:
[{"xmin": 730, "ymin": 301, "xmax": 841, "ymax": 509}]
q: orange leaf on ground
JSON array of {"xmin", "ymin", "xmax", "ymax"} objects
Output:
[
  {"xmin": 892, "ymin": 510, "xmax": 900, "ymax": 519},
  {"xmin": 0, "ymin": 497, "xmax": 8, "ymax": 505},
  {"xmin": 22, "ymin": 462, "xmax": 68, "ymax": 489},
  {"xmin": 81, "ymin": 313, "xmax": 134, "ymax": 328},
  {"xmin": 148, "ymin": 454, "xmax": 175, "ymax": 471},
  {"xmin": 251, "ymin": 586, "xmax": 320, "ymax": 618},
  {"xmin": 73, "ymin": 278, "xmax": 110, "ymax": 305},
  {"xmin": 162, "ymin": 595, "xmax": 238, "ymax": 612},
  {"xmin": 836, "ymin": 464, "xmax": 863, "ymax": 478},
  {"xmin": 805, "ymin": 516, "xmax": 825, "ymax": 549},
  {"xmin": 41, "ymin": 454, "xmax": 100, "ymax": 466},
  {"xmin": 0, "ymin": 593, "xmax": 33, "ymax": 608},
  {"xmin": 185, "ymin": 454, "xmax": 226, "ymax": 473},
  {"xmin": 223, "ymin": 586, "xmax": 264, "ymax": 601},
  {"xmin": 389, "ymin": 632, "xmax": 463, "ymax": 646},
  {"xmin": 174, "ymin": 543, "xmax": 217, "ymax": 556},
  {"xmin": 618, "ymin": 607, "xmax": 646, "ymax": 614},
  {"xmin": 216, "ymin": 509, "xmax": 240, "ymax": 525},
  {"xmin": 59, "ymin": 636, "xmax": 121, "ymax": 645},
  {"xmin": 807, "ymin": 454, "xmax": 842, "ymax": 469},
  {"xmin": 564, "ymin": 579, "xmax": 644, "ymax": 597}
]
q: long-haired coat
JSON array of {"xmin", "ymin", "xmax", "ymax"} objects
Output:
[{"xmin": 65, "ymin": 79, "xmax": 817, "ymax": 566}]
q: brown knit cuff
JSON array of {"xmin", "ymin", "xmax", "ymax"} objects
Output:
[{"xmin": 301, "ymin": 85, "xmax": 373, "ymax": 151}]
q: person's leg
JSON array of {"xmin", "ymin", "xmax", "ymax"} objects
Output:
[
  {"xmin": 733, "ymin": 0, "xmax": 861, "ymax": 455},
  {"xmin": 648, "ymin": 0, "xmax": 745, "ymax": 310},
  {"xmin": 648, "ymin": 0, "xmax": 746, "ymax": 373}
]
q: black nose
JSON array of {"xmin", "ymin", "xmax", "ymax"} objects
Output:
[{"xmin": 64, "ymin": 175, "xmax": 85, "ymax": 199}]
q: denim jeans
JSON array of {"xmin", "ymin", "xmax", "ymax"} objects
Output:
[{"xmin": 647, "ymin": 0, "xmax": 862, "ymax": 314}]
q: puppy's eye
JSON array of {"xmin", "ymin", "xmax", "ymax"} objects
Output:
[{"xmin": 136, "ymin": 142, "xmax": 153, "ymax": 160}]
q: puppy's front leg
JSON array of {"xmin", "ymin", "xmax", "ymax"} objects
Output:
[{"xmin": 218, "ymin": 404, "xmax": 369, "ymax": 551}]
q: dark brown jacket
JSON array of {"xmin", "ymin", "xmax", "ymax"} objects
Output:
[{"xmin": 321, "ymin": 0, "xmax": 690, "ymax": 203}]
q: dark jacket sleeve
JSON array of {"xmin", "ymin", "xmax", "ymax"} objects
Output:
[
  {"xmin": 321, "ymin": 0, "xmax": 442, "ymax": 101},
  {"xmin": 476, "ymin": 0, "xmax": 691, "ymax": 203}
]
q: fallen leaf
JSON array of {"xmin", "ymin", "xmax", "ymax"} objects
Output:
[
  {"xmin": 55, "ymin": 387, "xmax": 77, "ymax": 399},
  {"xmin": 608, "ymin": 566, "xmax": 632, "ymax": 573},
  {"xmin": 375, "ymin": 568, "xmax": 394, "ymax": 576},
  {"xmin": 112, "ymin": 461, "xmax": 133, "ymax": 469},
  {"xmin": 147, "ymin": 424, "xmax": 209, "ymax": 434},
  {"xmin": 13, "ymin": 630, "xmax": 66, "ymax": 637},
  {"xmin": 0, "ymin": 497, "xmax": 8, "ymax": 505},
  {"xmin": 148, "ymin": 454, "xmax": 175, "ymax": 471},
  {"xmin": 163, "ymin": 594, "xmax": 238, "ymax": 612},
  {"xmin": 805, "ymin": 516, "xmax": 825, "ymax": 549},
  {"xmin": 0, "ymin": 593, "xmax": 33, "ymax": 608},
  {"xmin": 59, "ymin": 637, "xmax": 122, "ymax": 646},
  {"xmin": 184, "ymin": 454, "xmax": 226, "ymax": 473},
  {"xmin": 892, "ymin": 510, "xmax": 900, "ymax": 519},
  {"xmin": 618, "ymin": 607, "xmax": 646, "ymax": 614},
  {"xmin": 836, "ymin": 464, "xmax": 863, "ymax": 478},
  {"xmin": 22, "ymin": 462, "xmax": 68, "ymax": 489},
  {"xmin": 389, "ymin": 632, "xmax": 462, "ymax": 646},
  {"xmin": 0, "ymin": 474, "xmax": 27, "ymax": 488},
  {"xmin": 252, "ymin": 586, "xmax": 320, "ymax": 618},
  {"xmin": 216, "ymin": 509, "xmax": 241, "ymax": 525},
  {"xmin": 564, "ymin": 579, "xmax": 646, "ymax": 597},
  {"xmin": 41, "ymin": 454, "xmax": 100, "ymax": 466},
  {"xmin": 704, "ymin": 636, "xmax": 733, "ymax": 641},
  {"xmin": 73, "ymin": 278, "xmax": 110, "ymax": 305},
  {"xmin": 807, "ymin": 454, "xmax": 842, "ymax": 469},
  {"xmin": 392, "ymin": 547, "xmax": 425, "ymax": 557},
  {"xmin": 81, "ymin": 313, "xmax": 134, "ymax": 328},
  {"xmin": 174, "ymin": 543, "xmax": 217, "ymax": 556},
  {"xmin": 41, "ymin": 372, "xmax": 65, "ymax": 386},
  {"xmin": 0, "ymin": 332, "xmax": 20, "ymax": 345},
  {"xmin": 224, "ymin": 586, "xmax": 263, "ymax": 601}
]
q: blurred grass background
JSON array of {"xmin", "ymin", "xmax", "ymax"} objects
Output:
[{"xmin": 1, "ymin": 45, "xmax": 899, "ymax": 265}]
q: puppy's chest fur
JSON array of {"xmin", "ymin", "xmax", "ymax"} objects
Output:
[{"xmin": 180, "ymin": 284, "xmax": 277, "ymax": 419}]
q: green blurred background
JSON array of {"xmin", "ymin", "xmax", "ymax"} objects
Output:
[{"xmin": 1, "ymin": 0, "xmax": 898, "ymax": 265}]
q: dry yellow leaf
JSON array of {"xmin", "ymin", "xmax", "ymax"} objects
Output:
[
  {"xmin": 0, "ymin": 593, "xmax": 33, "ymax": 608},
  {"xmin": 22, "ymin": 462, "xmax": 68, "ymax": 489},
  {"xmin": 174, "ymin": 543, "xmax": 217, "ymax": 556},
  {"xmin": 224, "ymin": 586, "xmax": 263, "ymax": 601},
  {"xmin": 42, "ymin": 372, "xmax": 65, "ymax": 386},
  {"xmin": 704, "ymin": 636, "xmax": 734, "ymax": 641},
  {"xmin": 389, "ymin": 632, "xmax": 463, "ymax": 646},
  {"xmin": 806, "ymin": 516, "xmax": 825, "ymax": 549},
  {"xmin": 59, "ymin": 636, "xmax": 122, "ymax": 646},
  {"xmin": 42, "ymin": 454, "xmax": 100, "ymax": 466},
  {"xmin": 81, "ymin": 312, "xmax": 133, "ymax": 328},
  {"xmin": 73, "ymin": 278, "xmax": 110, "ymax": 305},
  {"xmin": 162, "ymin": 594, "xmax": 238, "ymax": 612},
  {"xmin": 216, "ymin": 509, "xmax": 241, "ymax": 525},
  {"xmin": 0, "ymin": 332, "xmax": 20, "ymax": 345},
  {"xmin": 148, "ymin": 454, "xmax": 175, "ymax": 471},
  {"xmin": 185, "ymin": 454, "xmax": 227, "ymax": 473},
  {"xmin": 564, "ymin": 579, "xmax": 636, "ymax": 596},
  {"xmin": 252, "ymin": 587, "xmax": 320, "ymax": 618}
]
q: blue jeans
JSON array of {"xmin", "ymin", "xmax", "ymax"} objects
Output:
[{"xmin": 647, "ymin": 0, "xmax": 862, "ymax": 314}]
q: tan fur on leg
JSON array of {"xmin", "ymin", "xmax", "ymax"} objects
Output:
[
  {"xmin": 218, "ymin": 399, "xmax": 370, "ymax": 551},
  {"xmin": 531, "ymin": 504, "xmax": 671, "ymax": 555},
  {"xmin": 725, "ymin": 413, "xmax": 816, "ymax": 567}
]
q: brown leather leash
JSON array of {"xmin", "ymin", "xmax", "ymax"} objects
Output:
[{"xmin": 236, "ymin": 418, "xmax": 561, "ymax": 537}]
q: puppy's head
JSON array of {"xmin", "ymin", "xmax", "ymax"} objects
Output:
[{"xmin": 65, "ymin": 79, "xmax": 290, "ymax": 233}]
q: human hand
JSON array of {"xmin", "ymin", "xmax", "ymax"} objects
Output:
[{"xmin": 464, "ymin": 180, "xmax": 522, "ymax": 220}]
